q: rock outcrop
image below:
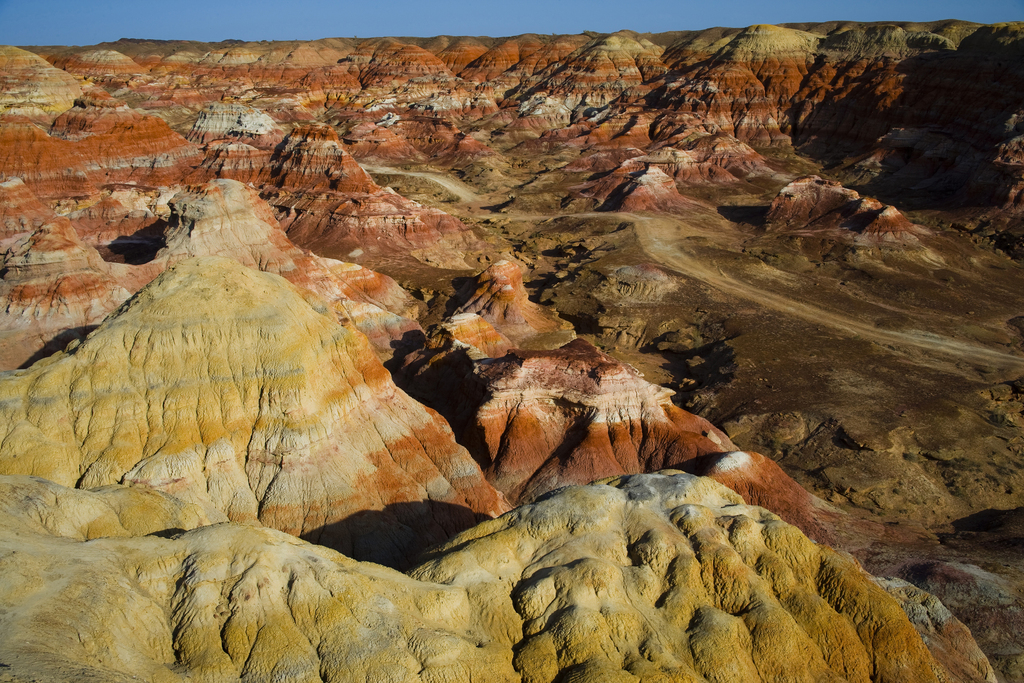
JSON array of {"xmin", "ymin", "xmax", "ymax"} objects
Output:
[
  {"xmin": 640, "ymin": 133, "xmax": 775, "ymax": 183},
  {"xmin": 191, "ymin": 123, "xmax": 480, "ymax": 266},
  {"xmin": 0, "ymin": 472, "xmax": 991, "ymax": 683},
  {"xmin": 49, "ymin": 49, "xmax": 146, "ymax": 78},
  {"xmin": 414, "ymin": 472, "xmax": 979, "ymax": 683},
  {"xmin": 0, "ymin": 257, "xmax": 506, "ymax": 566},
  {"xmin": 0, "ymin": 177, "xmax": 132, "ymax": 368},
  {"xmin": 766, "ymin": 175, "xmax": 926, "ymax": 243},
  {"xmin": 0, "ymin": 45, "xmax": 82, "ymax": 119},
  {"xmin": 572, "ymin": 162, "xmax": 707, "ymax": 212},
  {"xmin": 159, "ymin": 178, "xmax": 422, "ymax": 353},
  {"xmin": 0, "ymin": 96, "xmax": 201, "ymax": 200},
  {"xmin": 1, "ymin": 24, "xmax": 1022, "ymax": 682},
  {"xmin": 453, "ymin": 259, "xmax": 573, "ymax": 345},
  {"xmin": 432, "ymin": 339, "xmax": 735, "ymax": 502},
  {"xmin": 403, "ymin": 337, "xmax": 836, "ymax": 545},
  {"xmin": 186, "ymin": 102, "xmax": 285, "ymax": 148},
  {"xmin": 523, "ymin": 32, "xmax": 666, "ymax": 109}
]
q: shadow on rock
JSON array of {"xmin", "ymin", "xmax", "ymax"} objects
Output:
[{"xmin": 302, "ymin": 499, "xmax": 488, "ymax": 570}]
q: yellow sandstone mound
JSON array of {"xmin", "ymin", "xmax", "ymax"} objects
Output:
[
  {"xmin": 414, "ymin": 472, "xmax": 987, "ymax": 683},
  {"xmin": 0, "ymin": 256, "xmax": 506, "ymax": 566},
  {"xmin": 0, "ymin": 474, "xmax": 221, "ymax": 540},
  {"xmin": 0, "ymin": 45, "xmax": 82, "ymax": 118},
  {"xmin": 0, "ymin": 472, "xmax": 990, "ymax": 683}
]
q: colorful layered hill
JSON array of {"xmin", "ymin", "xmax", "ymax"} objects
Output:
[
  {"xmin": 0, "ymin": 472, "xmax": 996, "ymax": 683},
  {"xmin": 0, "ymin": 19, "xmax": 1022, "ymax": 683},
  {"xmin": 0, "ymin": 258, "xmax": 506, "ymax": 567}
]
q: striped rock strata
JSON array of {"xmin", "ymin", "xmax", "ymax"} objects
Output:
[{"xmin": 0, "ymin": 257, "xmax": 506, "ymax": 567}]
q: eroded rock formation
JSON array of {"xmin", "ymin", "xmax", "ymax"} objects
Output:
[
  {"xmin": 453, "ymin": 259, "xmax": 573, "ymax": 344},
  {"xmin": 1, "ymin": 20, "xmax": 1023, "ymax": 682},
  {"xmin": 767, "ymin": 175, "xmax": 927, "ymax": 243},
  {"xmin": 0, "ymin": 177, "xmax": 132, "ymax": 368},
  {"xmin": 0, "ymin": 472, "xmax": 993, "ymax": 683},
  {"xmin": 0, "ymin": 257, "xmax": 505, "ymax": 566},
  {"xmin": 0, "ymin": 45, "xmax": 82, "ymax": 119}
]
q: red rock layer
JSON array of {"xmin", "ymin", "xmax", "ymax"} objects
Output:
[
  {"xmin": 457, "ymin": 339, "xmax": 736, "ymax": 503},
  {"xmin": 477, "ymin": 35, "xmax": 592, "ymax": 96},
  {"xmin": 0, "ymin": 175, "xmax": 56, "ymax": 243},
  {"xmin": 523, "ymin": 33, "xmax": 666, "ymax": 109},
  {"xmin": 0, "ymin": 98, "xmax": 201, "ymax": 200},
  {"xmin": 340, "ymin": 120, "xmax": 425, "ymax": 162},
  {"xmin": 279, "ymin": 187, "xmax": 477, "ymax": 264},
  {"xmin": 190, "ymin": 123, "xmax": 375, "ymax": 193},
  {"xmin": 66, "ymin": 193, "xmax": 165, "ymax": 257},
  {"xmin": 652, "ymin": 24, "xmax": 1024, "ymax": 208},
  {"xmin": 644, "ymin": 132, "xmax": 774, "ymax": 183},
  {"xmin": 0, "ymin": 178, "xmax": 132, "ymax": 368},
  {"xmin": 766, "ymin": 175, "xmax": 925, "ymax": 243},
  {"xmin": 454, "ymin": 259, "xmax": 572, "ymax": 343},
  {"xmin": 186, "ymin": 123, "xmax": 478, "ymax": 264},
  {"xmin": 385, "ymin": 116, "xmax": 495, "ymax": 164},
  {"xmin": 563, "ymin": 147, "xmax": 646, "ymax": 173},
  {"xmin": 401, "ymin": 336, "xmax": 836, "ymax": 542},
  {"xmin": 435, "ymin": 38, "xmax": 489, "ymax": 74},
  {"xmin": 49, "ymin": 49, "xmax": 146, "ymax": 78},
  {"xmin": 439, "ymin": 313, "xmax": 513, "ymax": 358},
  {"xmin": 336, "ymin": 39, "xmax": 496, "ymax": 116},
  {"xmin": 572, "ymin": 162, "xmax": 707, "ymax": 212}
]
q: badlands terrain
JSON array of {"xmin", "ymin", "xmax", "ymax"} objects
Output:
[{"xmin": 0, "ymin": 18, "xmax": 1022, "ymax": 682}]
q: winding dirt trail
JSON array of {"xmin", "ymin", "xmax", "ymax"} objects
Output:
[
  {"xmin": 359, "ymin": 161, "xmax": 1024, "ymax": 371},
  {"xmin": 630, "ymin": 213, "xmax": 1024, "ymax": 371},
  {"xmin": 363, "ymin": 165, "xmax": 483, "ymax": 204}
]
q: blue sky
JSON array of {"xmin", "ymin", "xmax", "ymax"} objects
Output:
[{"xmin": 1, "ymin": 0, "xmax": 1021, "ymax": 46}]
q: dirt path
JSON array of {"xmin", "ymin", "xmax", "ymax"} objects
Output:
[
  {"xmin": 363, "ymin": 165, "xmax": 483, "ymax": 204},
  {"xmin": 630, "ymin": 213, "xmax": 1024, "ymax": 371},
  {"xmin": 353, "ymin": 165, "xmax": 1024, "ymax": 371}
]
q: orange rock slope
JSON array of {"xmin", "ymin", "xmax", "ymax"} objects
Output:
[
  {"xmin": 402, "ymin": 335, "xmax": 835, "ymax": 544},
  {"xmin": 452, "ymin": 259, "xmax": 574, "ymax": 344}
]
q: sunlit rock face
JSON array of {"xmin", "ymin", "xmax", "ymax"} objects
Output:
[
  {"xmin": 0, "ymin": 472, "xmax": 993, "ymax": 683},
  {"xmin": 0, "ymin": 20, "xmax": 1021, "ymax": 683},
  {"xmin": 400, "ymin": 335, "xmax": 841, "ymax": 547},
  {"xmin": 413, "ymin": 472, "xmax": 988, "ymax": 683},
  {"xmin": 186, "ymin": 102, "xmax": 285, "ymax": 148},
  {"xmin": 159, "ymin": 178, "xmax": 423, "ymax": 354},
  {"xmin": 190, "ymin": 123, "xmax": 482, "ymax": 266},
  {"xmin": 459, "ymin": 339, "xmax": 735, "ymax": 503},
  {"xmin": 0, "ymin": 257, "xmax": 507, "ymax": 567},
  {"xmin": 453, "ymin": 259, "xmax": 573, "ymax": 344},
  {"xmin": 0, "ymin": 45, "xmax": 82, "ymax": 119},
  {"xmin": 0, "ymin": 96, "xmax": 201, "ymax": 200}
]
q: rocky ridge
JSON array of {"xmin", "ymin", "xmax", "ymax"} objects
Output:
[{"xmin": 0, "ymin": 472, "xmax": 994, "ymax": 683}]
